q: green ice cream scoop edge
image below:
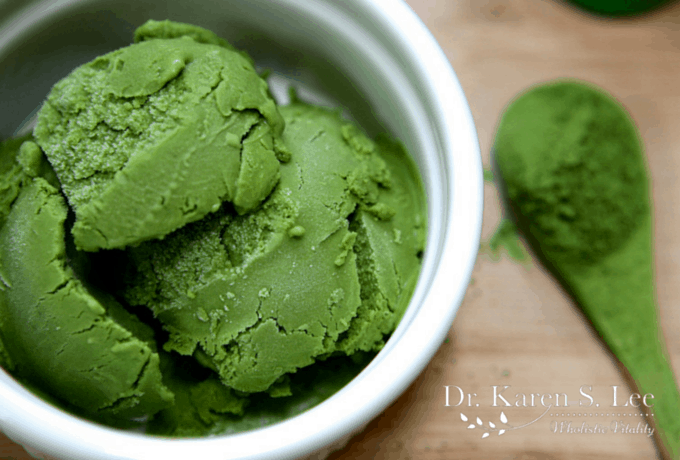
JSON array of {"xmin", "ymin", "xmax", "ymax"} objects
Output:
[
  {"xmin": 494, "ymin": 78, "xmax": 680, "ymax": 459},
  {"xmin": 0, "ymin": 178, "xmax": 174, "ymax": 419},
  {"xmin": 0, "ymin": 136, "xmax": 60, "ymax": 371},
  {"xmin": 34, "ymin": 20, "xmax": 285, "ymax": 252},
  {"xmin": 134, "ymin": 19, "xmax": 239, "ymax": 52}
]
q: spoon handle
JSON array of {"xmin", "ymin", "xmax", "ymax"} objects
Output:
[{"xmin": 564, "ymin": 214, "xmax": 680, "ymax": 459}]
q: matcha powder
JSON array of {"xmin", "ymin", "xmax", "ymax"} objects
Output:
[{"xmin": 495, "ymin": 80, "xmax": 648, "ymax": 266}]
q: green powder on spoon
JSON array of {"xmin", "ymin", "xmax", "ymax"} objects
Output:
[{"xmin": 494, "ymin": 79, "xmax": 680, "ymax": 459}]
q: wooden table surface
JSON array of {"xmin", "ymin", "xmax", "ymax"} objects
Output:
[{"xmin": 3, "ymin": 0, "xmax": 680, "ymax": 459}]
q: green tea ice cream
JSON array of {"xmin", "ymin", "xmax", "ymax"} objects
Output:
[
  {"xmin": 34, "ymin": 20, "xmax": 287, "ymax": 252},
  {"xmin": 0, "ymin": 137, "xmax": 174, "ymax": 419},
  {"xmin": 122, "ymin": 101, "xmax": 425, "ymax": 394},
  {"xmin": 0, "ymin": 20, "xmax": 426, "ymax": 435}
]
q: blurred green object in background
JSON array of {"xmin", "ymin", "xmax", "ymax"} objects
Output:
[{"xmin": 568, "ymin": 0, "xmax": 674, "ymax": 16}]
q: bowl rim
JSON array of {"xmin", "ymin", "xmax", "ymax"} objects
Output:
[{"xmin": 0, "ymin": 0, "xmax": 483, "ymax": 458}]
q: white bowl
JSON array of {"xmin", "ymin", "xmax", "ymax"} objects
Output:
[{"xmin": 0, "ymin": 0, "xmax": 483, "ymax": 458}]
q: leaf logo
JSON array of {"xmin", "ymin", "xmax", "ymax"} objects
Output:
[{"xmin": 459, "ymin": 409, "xmax": 548, "ymax": 439}]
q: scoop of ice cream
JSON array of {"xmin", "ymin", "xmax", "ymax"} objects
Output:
[
  {"xmin": 0, "ymin": 136, "xmax": 60, "ymax": 370},
  {"xmin": 0, "ymin": 177, "xmax": 174, "ymax": 419},
  {"xmin": 34, "ymin": 20, "xmax": 287, "ymax": 252},
  {"xmin": 120, "ymin": 102, "xmax": 425, "ymax": 393}
]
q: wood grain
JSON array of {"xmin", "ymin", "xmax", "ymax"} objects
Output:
[{"xmin": 2, "ymin": 0, "xmax": 680, "ymax": 459}]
